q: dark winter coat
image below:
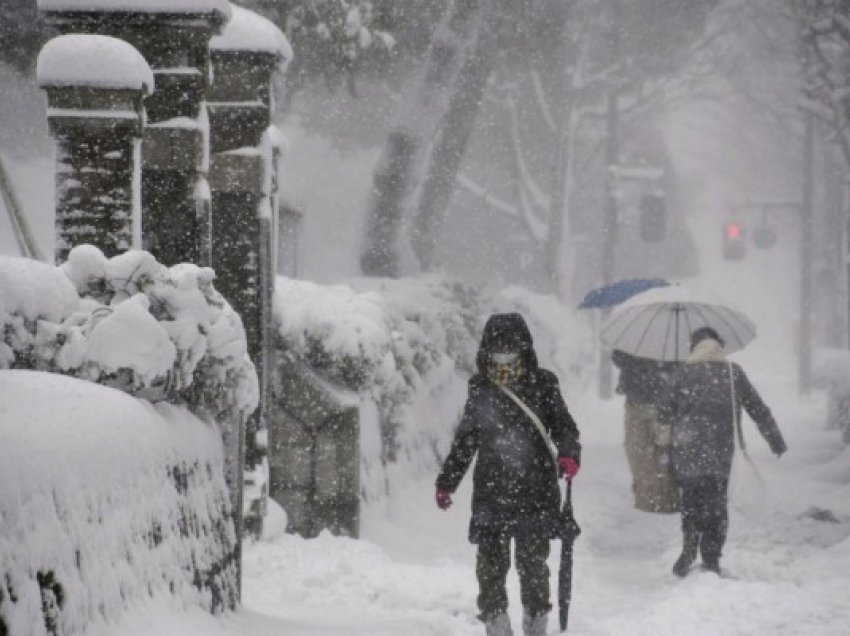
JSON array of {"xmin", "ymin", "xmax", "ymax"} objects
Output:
[
  {"xmin": 658, "ymin": 340, "xmax": 787, "ymax": 481},
  {"xmin": 435, "ymin": 313, "xmax": 581, "ymax": 543},
  {"xmin": 612, "ymin": 349, "xmax": 679, "ymax": 405}
]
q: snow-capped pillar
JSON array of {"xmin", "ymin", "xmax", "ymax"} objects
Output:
[
  {"xmin": 36, "ymin": 34, "xmax": 152, "ymax": 264},
  {"xmin": 38, "ymin": 0, "xmax": 232, "ymax": 268},
  {"xmin": 207, "ymin": 4, "xmax": 292, "ymax": 537}
]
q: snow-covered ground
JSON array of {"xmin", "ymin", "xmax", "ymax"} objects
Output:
[{"xmin": 89, "ymin": 365, "xmax": 850, "ymax": 635}]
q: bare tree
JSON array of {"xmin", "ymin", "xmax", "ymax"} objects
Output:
[
  {"xmin": 360, "ymin": 0, "xmax": 494, "ymax": 276},
  {"xmin": 796, "ymin": 0, "xmax": 850, "ymax": 166},
  {"xmin": 361, "ymin": 0, "xmax": 723, "ymax": 286}
]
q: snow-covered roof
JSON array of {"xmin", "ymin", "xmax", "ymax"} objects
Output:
[
  {"xmin": 210, "ymin": 4, "xmax": 292, "ymax": 72},
  {"xmin": 37, "ymin": 34, "xmax": 154, "ymax": 95},
  {"xmin": 37, "ymin": 0, "xmax": 232, "ymax": 21}
]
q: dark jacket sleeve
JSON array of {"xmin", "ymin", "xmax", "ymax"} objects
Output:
[
  {"xmin": 612, "ymin": 350, "xmax": 675, "ymax": 403},
  {"xmin": 734, "ymin": 365, "xmax": 787, "ymax": 455},
  {"xmin": 539, "ymin": 370, "xmax": 581, "ymax": 464},
  {"xmin": 435, "ymin": 380, "xmax": 481, "ymax": 492},
  {"xmin": 656, "ymin": 368, "xmax": 683, "ymax": 426}
]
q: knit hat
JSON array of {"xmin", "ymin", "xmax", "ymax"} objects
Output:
[{"xmin": 690, "ymin": 326, "xmax": 724, "ymax": 350}]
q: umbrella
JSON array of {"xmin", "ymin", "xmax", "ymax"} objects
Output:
[
  {"xmin": 600, "ymin": 282, "xmax": 756, "ymax": 361},
  {"xmin": 578, "ymin": 278, "xmax": 669, "ymax": 309},
  {"xmin": 559, "ymin": 482, "xmax": 580, "ymax": 632}
]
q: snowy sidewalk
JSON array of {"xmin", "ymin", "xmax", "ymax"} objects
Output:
[{"xmin": 95, "ymin": 387, "xmax": 850, "ymax": 635}]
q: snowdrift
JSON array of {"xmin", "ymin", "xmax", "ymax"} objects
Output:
[{"xmin": 0, "ymin": 371, "xmax": 237, "ymax": 636}]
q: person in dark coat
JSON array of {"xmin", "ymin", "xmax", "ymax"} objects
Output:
[
  {"xmin": 612, "ymin": 350, "xmax": 680, "ymax": 513},
  {"xmin": 659, "ymin": 327, "xmax": 787, "ymax": 577},
  {"xmin": 435, "ymin": 313, "xmax": 581, "ymax": 636}
]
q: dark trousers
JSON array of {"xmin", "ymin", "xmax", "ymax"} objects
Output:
[
  {"xmin": 476, "ymin": 535, "xmax": 551, "ymax": 620},
  {"xmin": 679, "ymin": 476, "xmax": 729, "ymax": 561}
]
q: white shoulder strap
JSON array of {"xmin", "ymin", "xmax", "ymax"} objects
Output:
[
  {"xmin": 497, "ymin": 383, "xmax": 559, "ymax": 462},
  {"xmin": 727, "ymin": 361, "xmax": 766, "ymax": 487}
]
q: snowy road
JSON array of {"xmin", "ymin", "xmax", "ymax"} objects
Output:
[{"xmin": 97, "ymin": 377, "xmax": 850, "ymax": 636}]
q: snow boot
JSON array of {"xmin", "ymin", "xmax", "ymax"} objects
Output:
[
  {"xmin": 672, "ymin": 529, "xmax": 700, "ymax": 577},
  {"xmin": 484, "ymin": 612, "xmax": 513, "ymax": 636},
  {"xmin": 522, "ymin": 609, "xmax": 547, "ymax": 636},
  {"xmin": 701, "ymin": 556, "xmax": 721, "ymax": 575}
]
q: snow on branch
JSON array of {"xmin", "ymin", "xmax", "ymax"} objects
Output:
[
  {"xmin": 506, "ymin": 96, "xmax": 550, "ymax": 215},
  {"xmin": 530, "ymin": 70, "xmax": 558, "ymax": 134},
  {"xmin": 456, "ymin": 173, "xmax": 519, "ymax": 218}
]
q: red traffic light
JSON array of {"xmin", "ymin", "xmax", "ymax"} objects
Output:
[
  {"xmin": 725, "ymin": 222, "xmax": 742, "ymax": 240},
  {"xmin": 722, "ymin": 220, "xmax": 746, "ymax": 260}
]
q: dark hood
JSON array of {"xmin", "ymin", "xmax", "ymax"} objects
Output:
[{"xmin": 475, "ymin": 312, "xmax": 539, "ymax": 375}]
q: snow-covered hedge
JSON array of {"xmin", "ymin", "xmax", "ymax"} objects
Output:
[
  {"xmin": 273, "ymin": 275, "xmax": 593, "ymax": 503},
  {"xmin": 0, "ymin": 249, "xmax": 258, "ymax": 631},
  {"xmin": 0, "ymin": 370, "xmax": 237, "ymax": 635},
  {"xmin": 0, "ymin": 247, "xmax": 258, "ymax": 421}
]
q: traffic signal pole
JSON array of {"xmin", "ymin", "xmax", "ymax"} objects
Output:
[
  {"xmin": 800, "ymin": 111, "xmax": 814, "ymax": 394},
  {"xmin": 599, "ymin": 0, "xmax": 621, "ymax": 400}
]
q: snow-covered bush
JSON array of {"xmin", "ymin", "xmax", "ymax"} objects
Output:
[
  {"xmin": 0, "ymin": 370, "xmax": 237, "ymax": 635},
  {"xmin": 0, "ymin": 249, "xmax": 258, "ymax": 631},
  {"xmin": 273, "ymin": 275, "xmax": 481, "ymax": 501},
  {"xmin": 273, "ymin": 275, "xmax": 593, "ymax": 503},
  {"xmin": 0, "ymin": 247, "xmax": 258, "ymax": 421}
]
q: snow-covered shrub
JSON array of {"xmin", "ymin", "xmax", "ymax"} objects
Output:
[
  {"xmin": 273, "ymin": 275, "xmax": 593, "ymax": 503},
  {"xmin": 0, "ymin": 249, "xmax": 258, "ymax": 626},
  {"xmin": 0, "ymin": 248, "xmax": 258, "ymax": 421},
  {"xmin": 0, "ymin": 370, "xmax": 237, "ymax": 636}
]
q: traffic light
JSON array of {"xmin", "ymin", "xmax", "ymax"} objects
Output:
[
  {"xmin": 722, "ymin": 219, "xmax": 746, "ymax": 260},
  {"xmin": 639, "ymin": 193, "xmax": 666, "ymax": 242},
  {"xmin": 752, "ymin": 222, "xmax": 777, "ymax": 249}
]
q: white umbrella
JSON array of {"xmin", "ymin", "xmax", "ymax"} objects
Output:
[{"xmin": 599, "ymin": 281, "xmax": 757, "ymax": 361}]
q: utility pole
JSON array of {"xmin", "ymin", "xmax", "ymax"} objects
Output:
[
  {"xmin": 599, "ymin": 0, "xmax": 620, "ymax": 399},
  {"xmin": 800, "ymin": 110, "xmax": 814, "ymax": 394}
]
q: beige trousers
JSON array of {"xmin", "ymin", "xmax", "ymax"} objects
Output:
[{"xmin": 624, "ymin": 401, "xmax": 679, "ymax": 513}]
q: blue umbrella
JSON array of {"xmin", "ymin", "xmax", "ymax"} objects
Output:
[{"xmin": 578, "ymin": 278, "xmax": 669, "ymax": 309}]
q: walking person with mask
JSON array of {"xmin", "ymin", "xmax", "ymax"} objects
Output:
[
  {"xmin": 435, "ymin": 312, "xmax": 581, "ymax": 636},
  {"xmin": 659, "ymin": 327, "xmax": 787, "ymax": 577}
]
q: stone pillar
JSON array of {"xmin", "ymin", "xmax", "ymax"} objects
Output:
[
  {"xmin": 207, "ymin": 5, "xmax": 292, "ymax": 537},
  {"xmin": 39, "ymin": 0, "xmax": 231, "ymax": 267},
  {"xmin": 36, "ymin": 34, "xmax": 151, "ymax": 264}
]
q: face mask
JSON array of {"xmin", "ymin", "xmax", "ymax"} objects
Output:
[
  {"xmin": 488, "ymin": 351, "xmax": 523, "ymax": 385},
  {"xmin": 491, "ymin": 352, "xmax": 519, "ymax": 365}
]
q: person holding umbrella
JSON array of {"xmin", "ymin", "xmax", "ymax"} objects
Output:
[
  {"xmin": 435, "ymin": 312, "xmax": 581, "ymax": 636},
  {"xmin": 659, "ymin": 327, "xmax": 787, "ymax": 577}
]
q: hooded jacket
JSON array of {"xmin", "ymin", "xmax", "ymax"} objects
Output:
[
  {"xmin": 658, "ymin": 339, "xmax": 787, "ymax": 480},
  {"xmin": 435, "ymin": 313, "xmax": 581, "ymax": 543}
]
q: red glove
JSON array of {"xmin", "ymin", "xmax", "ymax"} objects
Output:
[
  {"xmin": 436, "ymin": 489, "xmax": 453, "ymax": 510},
  {"xmin": 558, "ymin": 457, "xmax": 579, "ymax": 481}
]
